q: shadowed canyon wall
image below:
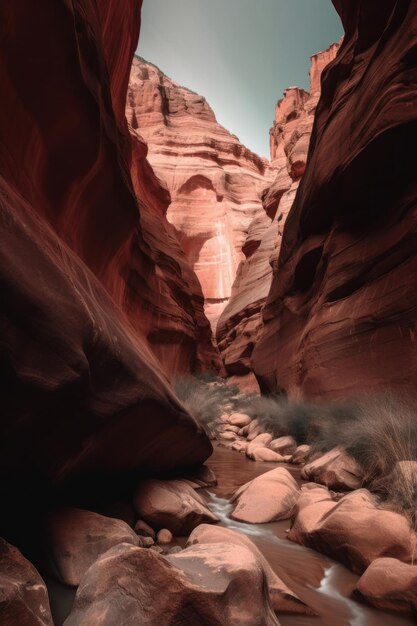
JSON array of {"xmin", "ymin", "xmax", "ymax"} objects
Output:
[
  {"xmin": 253, "ymin": 0, "xmax": 417, "ymax": 400},
  {"xmin": 0, "ymin": 0, "xmax": 213, "ymax": 537},
  {"xmin": 127, "ymin": 57, "xmax": 275, "ymax": 327},
  {"xmin": 216, "ymin": 43, "xmax": 339, "ymax": 384}
]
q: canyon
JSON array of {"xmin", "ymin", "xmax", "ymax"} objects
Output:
[
  {"xmin": 127, "ymin": 56, "xmax": 274, "ymax": 328},
  {"xmin": 1, "ymin": 0, "xmax": 417, "ymax": 625}
]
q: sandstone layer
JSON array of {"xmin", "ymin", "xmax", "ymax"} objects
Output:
[
  {"xmin": 253, "ymin": 0, "xmax": 417, "ymax": 399},
  {"xmin": 0, "ymin": 0, "xmax": 213, "ymax": 542},
  {"xmin": 217, "ymin": 43, "xmax": 339, "ymax": 378},
  {"xmin": 127, "ymin": 57, "xmax": 274, "ymax": 327}
]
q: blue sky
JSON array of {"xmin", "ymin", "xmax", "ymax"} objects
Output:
[{"xmin": 137, "ymin": 0, "xmax": 343, "ymax": 158}]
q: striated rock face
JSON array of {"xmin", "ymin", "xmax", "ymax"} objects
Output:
[
  {"xmin": 128, "ymin": 128, "xmax": 221, "ymax": 374},
  {"xmin": 253, "ymin": 0, "xmax": 417, "ymax": 399},
  {"xmin": 0, "ymin": 0, "xmax": 212, "ymax": 541},
  {"xmin": 127, "ymin": 57, "xmax": 274, "ymax": 327},
  {"xmin": 217, "ymin": 43, "xmax": 339, "ymax": 378}
]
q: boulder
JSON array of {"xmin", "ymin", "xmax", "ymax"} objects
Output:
[
  {"xmin": 269, "ymin": 436, "xmax": 297, "ymax": 456},
  {"xmin": 292, "ymin": 445, "xmax": 311, "ymax": 465},
  {"xmin": 219, "ymin": 431, "xmax": 237, "ymax": 442},
  {"xmin": 247, "ymin": 422, "xmax": 266, "ymax": 441},
  {"xmin": 250, "ymin": 448, "xmax": 286, "ymax": 463},
  {"xmin": 228, "ymin": 413, "xmax": 252, "ymax": 428},
  {"xmin": 289, "ymin": 486, "xmax": 417, "ymax": 573},
  {"xmin": 246, "ymin": 433, "xmax": 274, "ymax": 458},
  {"xmin": 44, "ymin": 508, "xmax": 138, "ymax": 586},
  {"xmin": 354, "ymin": 557, "xmax": 417, "ymax": 615},
  {"xmin": 240, "ymin": 418, "xmax": 259, "ymax": 437},
  {"xmin": 0, "ymin": 538, "xmax": 53, "ymax": 626},
  {"xmin": 187, "ymin": 524, "xmax": 314, "ymax": 615},
  {"xmin": 156, "ymin": 529, "xmax": 173, "ymax": 545},
  {"xmin": 133, "ymin": 478, "xmax": 218, "ymax": 535},
  {"xmin": 231, "ymin": 467, "xmax": 300, "ymax": 523},
  {"xmin": 64, "ymin": 542, "xmax": 280, "ymax": 626},
  {"xmin": 301, "ymin": 447, "xmax": 363, "ymax": 491}
]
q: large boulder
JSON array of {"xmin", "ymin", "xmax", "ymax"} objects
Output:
[
  {"xmin": 301, "ymin": 447, "xmax": 363, "ymax": 491},
  {"xmin": 133, "ymin": 479, "xmax": 218, "ymax": 535},
  {"xmin": 289, "ymin": 486, "xmax": 417, "ymax": 573},
  {"xmin": 187, "ymin": 524, "xmax": 313, "ymax": 615},
  {"xmin": 231, "ymin": 468, "xmax": 300, "ymax": 523},
  {"xmin": 354, "ymin": 557, "xmax": 417, "ymax": 615},
  {"xmin": 43, "ymin": 508, "xmax": 139, "ymax": 586},
  {"xmin": 0, "ymin": 538, "xmax": 53, "ymax": 625},
  {"xmin": 64, "ymin": 542, "xmax": 280, "ymax": 626}
]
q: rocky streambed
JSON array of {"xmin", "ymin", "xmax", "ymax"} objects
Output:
[
  {"xmin": 206, "ymin": 446, "xmax": 415, "ymax": 626},
  {"xmin": 4, "ymin": 433, "xmax": 417, "ymax": 625}
]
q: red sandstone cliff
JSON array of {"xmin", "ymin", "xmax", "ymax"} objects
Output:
[
  {"xmin": 217, "ymin": 43, "xmax": 339, "ymax": 383},
  {"xmin": 127, "ymin": 57, "xmax": 275, "ymax": 327},
  {"xmin": 0, "ymin": 0, "xmax": 213, "ymax": 534},
  {"xmin": 253, "ymin": 0, "xmax": 417, "ymax": 400}
]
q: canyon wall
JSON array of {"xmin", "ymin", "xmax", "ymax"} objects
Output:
[
  {"xmin": 0, "ymin": 0, "xmax": 213, "ymax": 537},
  {"xmin": 127, "ymin": 57, "xmax": 274, "ymax": 326},
  {"xmin": 217, "ymin": 44, "xmax": 339, "ymax": 384},
  {"xmin": 253, "ymin": 0, "xmax": 417, "ymax": 400}
]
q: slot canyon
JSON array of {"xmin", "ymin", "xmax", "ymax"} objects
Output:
[{"xmin": 1, "ymin": 1, "xmax": 417, "ymax": 625}]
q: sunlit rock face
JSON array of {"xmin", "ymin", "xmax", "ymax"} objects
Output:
[
  {"xmin": 253, "ymin": 0, "xmax": 417, "ymax": 399},
  {"xmin": 0, "ymin": 0, "xmax": 212, "ymax": 540},
  {"xmin": 127, "ymin": 57, "xmax": 274, "ymax": 327},
  {"xmin": 217, "ymin": 43, "xmax": 339, "ymax": 378}
]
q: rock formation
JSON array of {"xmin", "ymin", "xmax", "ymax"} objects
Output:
[
  {"xmin": 0, "ymin": 0, "xmax": 214, "ymax": 542},
  {"xmin": 217, "ymin": 43, "xmax": 339, "ymax": 382},
  {"xmin": 253, "ymin": 0, "xmax": 417, "ymax": 399},
  {"xmin": 127, "ymin": 57, "xmax": 274, "ymax": 327}
]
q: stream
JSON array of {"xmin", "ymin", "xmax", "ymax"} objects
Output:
[
  {"xmin": 48, "ymin": 445, "xmax": 415, "ymax": 625},
  {"xmin": 206, "ymin": 446, "xmax": 415, "ymax": 626}
]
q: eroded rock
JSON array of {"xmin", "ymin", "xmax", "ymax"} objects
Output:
[
  {"xmin": 44, "ymin": 508, "xmax": 138, "ymax": 586},
  {"xmin": 354, "ymin": 557, "xmax": 417, "ymax": 615},
  {"xmin": 133, "ymin": 479, "xmax": 218, "ymax": 535},
  {"xmin": 64, "ymin": 542, "xmax": 279, "ymax": 625},
  {"xmin": 0, "ymin": 538, "xmax": 53, "ymax": 626},
  {"xmin": 289, "ymin": 486, "xmax": 417, "ymax": 573},
  {"xmin": 231, "ymin": 467, "xmax": 300, "ymax": 523},
  {"xmin": 301, "ymin": 447, "xmax": 363, "ymax": 491},
  {"xmin": 187, "ymin": 524, "xmax": 314, "ymax": 615},
  {"xmin": 269, "ymin": 436, "xmax": 297, "ymax": 456}
]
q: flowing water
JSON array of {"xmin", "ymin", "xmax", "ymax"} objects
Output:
[
  {"xmin": 206, "ymin": 446, "xmax": 415, "ymax": 626},
  {"xmin": 48, "ymin": 445, "xmax": 415, "ymax": 625}
]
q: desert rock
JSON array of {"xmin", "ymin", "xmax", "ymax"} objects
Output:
[
  {"xmin": 231, "ymin": 467, "xmax": 300, "ymax": 523},
  {"xmin": 64, "ymin": 542, "xmax": 279, "ymax": 626},
  {"xmin": 133, "ymin": 478, "xmax": 218, "ymax": 535},
  {"xmin": 0, "ymin": 538, "xmax": 53, "ymax": 626}
]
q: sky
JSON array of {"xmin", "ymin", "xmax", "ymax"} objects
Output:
[{"xmin": 137, "ymin": 0, "xmax": 343, "ymax": 159}]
